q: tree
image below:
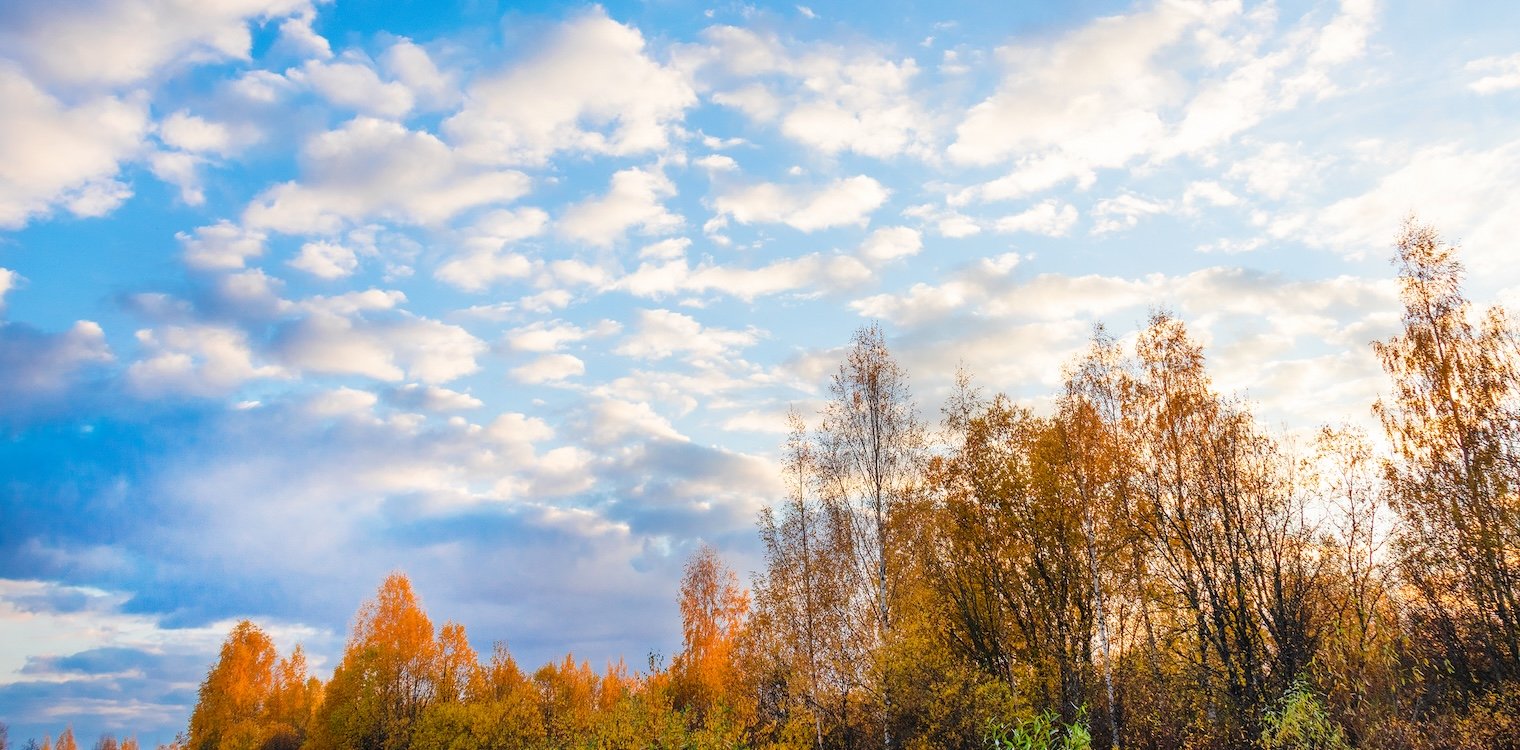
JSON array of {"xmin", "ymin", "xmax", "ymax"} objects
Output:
[
  {"xmin": 754, "ymin": 408, "xmax": 857, "ymax": 747},
  {"xmin": 672, "ymin": 544, "xmax": 750, "ymax": 729},
  {"xmin": 1374, "ymin": 219, "xmax": 1520, "ymax": 691},
  {"xmin": 313, "ymin": 573, "xmax": 442, "ymax": 750},
  {"xmin": 188, "ymin": 621, "xmax": 279, "ymax": 750},
  {"xmin": 55, "ymin": 730, "xmax": 76, "ymax": 750},
  {"xmin": 816, "ymin": 323, "xmax": 923, "ymax": 748}
]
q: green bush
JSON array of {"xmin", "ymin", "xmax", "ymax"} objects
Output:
[
  {"xmin": 986, "ymin": 707, "xmax": 1091, "ymax": 750},
  {"xmin": 1261, "ymin": 680, "xmax": 1350, "ymax": 750}
]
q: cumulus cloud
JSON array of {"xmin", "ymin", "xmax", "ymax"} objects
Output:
[
  {"xmin": 158, "ymin": 111, "xmax": 234, "ymax": 155},
  {"xmin": 558, "ymin": 167, "xmax": 681, "ymax": 247},
  {"xmin": 857, "ymin": 226, "xmax": 922, "ymax": 262},
  {"xmin": 1294, "ymin": 139, "xmax": 1520, "ymax": 270},
  {"xmin": 614, "ymin": 251, "xmax": 872, "ymax": 301},
  {"xmin": 274, "ymin": 305, "xmax": 487, "ymax": 384},
  {"xmin": 288, "ymin": 240, "xmax": 361, "ymax": 279},
  {"xmin": 948, "ymin": 2, "xmax": 1200, "ymax": 174},
  {"xmin": 434, "ymin": 207, "xmax": 550, "ymax": 292},
  {"xmin": 1227, "ymin": 142, "xmax": 1322, "ymax": 200},
  {"xmin": 244, "ymin": 117, "xmax": 531, "ymax": 235},
  {"xmin": 0, "ymin": 268, "xmax": 19, "ymax": 311},
  {"xmin": 127, "ymin": 324, "xmax": 287, "ymax": 397},
  {"xmin": 287, "ymin": 56, "xmax": 415, "ymax": 118},
  {"xmin": 1091, "ymin": 193, "xmax": 1171, "ymax": 234},
  {"xmin": 0, "ymin": 0, "xmax": 310, "ymax": 87},
  {"xmin": 444, "ymin": 8, "xmax": 695, "ymax": 165},
  {"xmin": 382, "ymin": 39, "xmax": 458, "ymax": 110},
  {"xmin": 0, "ymin": 68, "xmax": 149, "ymax": 228},
  {"xmin": 614, "ymin": 309, "xmax": 760, "ymax": 363},
  {"xmin": 903, "ymin": 203, "xmax": 982, "ymax": 238},
  {"xmin": 505, "ymin": 319, "xmax": 620, "ymax": 353},
  {"xmin": 178, "ymin": 220, "xmax": 267, "ymax": 271},
  {"xmin": 382, "ymin": 384, "xmax": 483, "ymax": 412},
  {"xmin": 688, "ymin": 26, "xmax": 932, "ymax": 158},
  {"xmin": 949, "ymin": 0, "xmax": 1378, "ymax": 204},
  {"xmin": 711, "ymin": 175, "xmax": 888, "ymax": 231},
  {"xmin": 510, "ymin": 353, "xmax": 586, "ymax": 384},
  {"xmin": 1467, "ymin": 53, "xmax": 1520, "ymax": 95},
  {"xmin": 993, "ymin": 200, "xmax": 1079, "ymax": 236},
  {"xmin": 0, "ymin": 321, "xmax": 114, "ymax": 410}
]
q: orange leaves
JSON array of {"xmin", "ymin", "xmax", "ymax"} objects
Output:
[{"xmin": 673, "ymin": 543, "xmax": 750, "ymax": 722}]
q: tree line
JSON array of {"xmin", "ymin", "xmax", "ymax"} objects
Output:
[{"xmin": 44, "ymin": 220, "xmax": 1520, "ymax": 749}]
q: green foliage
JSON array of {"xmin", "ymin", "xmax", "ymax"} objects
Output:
[
  {"xmin": 1260, "ymin": 681, "xmax": 1349, "ymax": 750},
  {"xmin": 986, "ymin": 707, "xmax": 1092, "ymax": 750}
]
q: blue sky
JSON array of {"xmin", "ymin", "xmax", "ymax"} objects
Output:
[{"xmin": 3, "ymin": 0, "xmax": 1520, "ymax": 744}]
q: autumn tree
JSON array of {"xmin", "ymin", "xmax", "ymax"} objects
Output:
[
  {"xmin": 312, "ymin": 573, "xmax": 443, "ymax": 750},
  {"xmin": 188, "ymin": 620, "xmax": 314, "ymax": 750},
  {"xmin": 1314, "ymin": 425, "xmax": 1398, "ymax": 744},
  {"xmin": 816, "ymin": 323, "xmax": 924, "ymax": 748},
  {"xmin": 671, "ymin": 543, "xmax": 750, "ymax": 735},
  {"xmin": 754, "ymin": 408, "xmax": 857, "ymax": 747},
  {"xmin": 1374, "ymin": 219, "xmax": 1520, "ymax": 693},
  {"xmin": 929, "ymin": 375, "xmax": 1102, "ymax": 734}
]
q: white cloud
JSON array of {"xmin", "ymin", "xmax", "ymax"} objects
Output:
[
  {"xmin": 274, "ymin": 8, "xmax": 331, "ymax": 60},
  {"xmin": 948, "ymin": 2, "xmax": 1198, "ymax": 170},
  {"xmin": 857, "ymin": 226, "xmax": 922, "ymax": 262},
  {"xmin": 158, "ymin": 111, "xmax": 233, "ymax": 154},
  {"xmin": 1182, "ymin": 180, "xmax": 1241, "ymax": 211},
  {"xmin": 571, "ymin": 397, "xmax": 685, "ymax": 446},
  {"xmin": 444, "ymin": 8, "xmax": 695, "ymax": 165},
  {"xmin": 178, "ymin": 220, "xmax": 266, "ymax": 271},
  {"xmin": 0, "ymin": 68, "xmax": 149, "ymax": 228},
  {"xmin": 712, "ymin": 175, "xmax": 888, "ymax": 232},
  {"xmin": 1296, "ymin": 140, "xmax": 1520, "ymax": 272},
  {"xmin": 615, "ymin": 251, "xmax": 873, "ymax": 301},
  {"xmin": 384, "ymin": 383, "xmax": 482, "ymax": 412},
  {"xmin": 694, "ymin": 154, "xmax": 739, "ymax": 172},
  {"xmin": 511, "ymin": 353, "xmax": 586, "ymax": 384},
  {"xmin": 434, "ymin": 207, "xmax": 549, "ymax": 292},
  {"xmin": 382, "ymin": 39, "xmax": 458, "ymax": 110},
  {"xmin": 994, "ymin": 200, "xmax": 1078, "ymax": 236},
  {"xmin": 1227, "ymin": 142, "xmax": 1321, "ymax": 200},
  {"xmin": 149, "ymin": 150, "xmax": 208, "ymax": 205},
  {"xmin": 274, "ymin": 305, "xmax": 486, "ymax": 384},
  {"xmin": 558, "ymin": 167, "xmax": 681, "ymax": 247},
  {"xmin": 0, "ymin": 0, "xmax": 310, "ymax": 87},
  {"xmin": 288, "ymin": 57, "xmax": 415, "ymax": 118},
  {"xmin": 289, "ymin": 240, "xmax": 360, "ymax": 279},
  {"xmin": 949, "ymin": 1, "xmax": 1377, "ymax": 204},
  {"xmin": 126, "ymin": 324, "xmax": 285, "ymax": 397},
  {"xmin": 506, "ymin": 319, "xmax": 620, "ymax": 353},
  {"xmin": 1091, "ymin": 193, "xmax": 1171, "ymax": 235},
  {"xmin": 691, "ymin": 26, "xmax": 932, "ymax": 158},
  {"xmin": 904, "ymin": 203, "xmax": 982, "ymax": 238},
  {"xmin": 1467, "ymin": 53, "xmax": 1520, "ymax": 95},
  {"xmin": 244, "ymin": 117, "xmax": 531, "ymax": 234},
  {"xmin": 0, "ymin": 320, "xmax": 113, "ymax": 400},
  {"xmin": 614, "ymin": 309, "xmax": 760, "ymax": 362},
  {"xmin": 0, "ymin": 268, "xmax": 16, "ymax": 311}
]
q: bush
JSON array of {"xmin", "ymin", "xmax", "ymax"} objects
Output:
[
  {"xmin": 1261, "ymin": 680, "xmax": 1349, "ymax": 750},
  {"xmin": 986, "ymin": 708, "xmax": 1091, "ymax": 750}
]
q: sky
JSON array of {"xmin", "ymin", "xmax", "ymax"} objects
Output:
[{"xmin": 2, "ymin": 0, "xmax": 1520, "ymax": 744}]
